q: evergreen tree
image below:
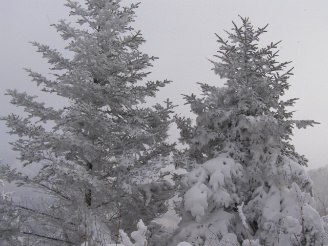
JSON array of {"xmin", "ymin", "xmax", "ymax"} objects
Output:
[
  {"xmin": 0, "ymin": 0, "xmax": 174, "ymax": 245},
  {"xmin": 173, "ymin": 17, "xmax": 326, "ymax": 246},
  {"xmin": 0, "ymin": 179, "xmax": 22, "ymax": 246},
  {"xmin": 309, "ymin": 166, "xmax": 328, "ymax": 216}
]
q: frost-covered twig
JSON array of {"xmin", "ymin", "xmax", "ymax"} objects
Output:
[{"xmin": 238, "ymin": 202, "xmax": 249, "ymax": 231}]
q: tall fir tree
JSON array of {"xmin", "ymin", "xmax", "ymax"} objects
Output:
[
  {"xmin": 0, "ymin": 0, "xmax": 175, "ymax": 245},
  {"xmin": 173, "ymin": 17, "xmax": 327, "ymax": 246}
]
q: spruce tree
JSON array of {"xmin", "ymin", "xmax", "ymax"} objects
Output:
[
  {"xmin": 0, "ymin": 0, "xmax": 174, "ymax": 245},
  {"xmin": 173, "ymin": 17, "xmax": 326, "ymax": 246}
]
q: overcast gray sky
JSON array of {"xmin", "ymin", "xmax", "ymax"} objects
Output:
[{"xmin": 1, "ymin": 0, "xmax": 328, "ymax": 170}]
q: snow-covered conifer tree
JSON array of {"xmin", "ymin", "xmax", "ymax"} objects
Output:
[
  {"xmin": 309, "ymin": 166, "xmax": 328, "ymax": 216},
  {"xmin": 173, "ymin": 17, "xmax": 326, "ymax": 246},
  {"xmin": 0, "ymin": 179, "xmax": 22, "ymax": 246},
  {"xmin": 0, "ymin": 0, "xmax": 174, "ymax": 245}
]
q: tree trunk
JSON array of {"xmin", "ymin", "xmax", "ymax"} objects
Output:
[{"xmin": 85, "ymin": 162, "xmax": 92, "ymax": 207}]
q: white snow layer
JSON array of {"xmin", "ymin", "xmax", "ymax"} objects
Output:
[{"xmin": 183, "ymin": 155, "xmax": 242, "ymax": 222}]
